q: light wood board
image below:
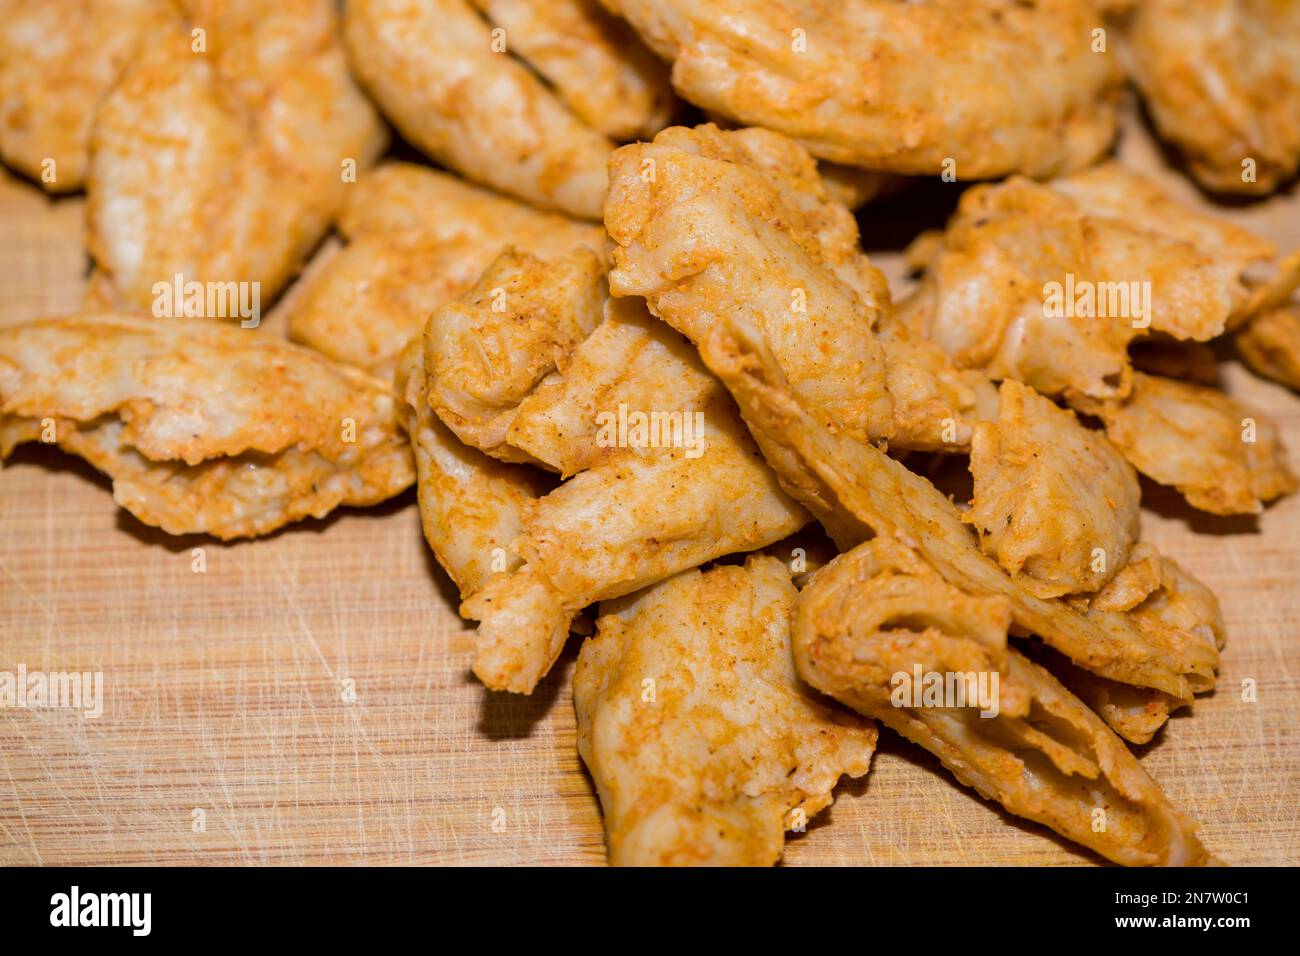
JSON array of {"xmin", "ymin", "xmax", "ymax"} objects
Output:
[{"xmin": 2, "ymin": 115, "xmax": 1299, "ymax": 866}]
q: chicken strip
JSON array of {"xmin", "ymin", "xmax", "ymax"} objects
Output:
[
  {"xmin": 967, "ymin": 380, "xmax": 1140, "ymax": 599},
  {"xmin": 792, "ymin": 537, "xmax": 1214, "ymax": 866},
  {"xmin": 425, "ymin": 249, "xmax": 606, "ymax": 464},
  {"xmin": 1041, "ymin": 543, "xmax": 1227, "ymax": 745},
  {"xmin": 395, "ymin": 340, "xmax": 548, "ymax": 599},
  {"xmin": 86, "ymin": 0, "xmax": 386, "ymax": 313},
  {"xmin": 460, "ymin": 388, "xmax": 808, "ymax": 693},
  {"xmin": 1121, "ymin": 0, "xmax": 1300, "ymax": 194},
  {"xmin": 343, "ymin": 0, "xmax": 612, "ymax": 218},
  {"xmin": 1073, "ymin": 372, "xmax": 1297, "ymax": 516},
  {"xmin": 336, "ymin": 162, "xmax": 608, "ymax": 255},
  {"xmin": 606, "ymin": 124, "xmax": 989, "ymax": 451},
  {"xmin": 0, "ymin": 0, "xmax": 174, "ymax": 193},
  {"xmin": 0, "ymin": 314, "xmax": 413, "ymax": 539},
  {"xmin": 508, "ymin": 296, "xmax": 719, "ymax": 476},
  {"xmin": 467, "ymin": 0, "xmax": 674, "ymax": 141},
  {"xmin": 696, "ymin": 314, "xmax": 1219, "ymax": 705},
  {"xmin": 1237, "ymin": 305, "xmax": 1300, "ymax": 392},
  {"xmin": 575, "ymin": 555, "xmax": 876, "ymax": 866},
  {"xmin": 896, "ymin": 165, "xmax": 1275, "ymax": 400},
  {"xmin": 286, "ymin": 232, "xmax": 498, "ymax": 379},
  {"xmin": 602, "ymin": 0, "xmax": 1120, "ymax": 178},
  {"xmin": 287, "ymin": 163, "xmax": 607, "ymax": 375}
]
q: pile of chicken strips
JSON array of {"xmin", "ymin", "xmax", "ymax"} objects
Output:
[{"xmin": 6, "ymin": 0, "xmax": 1300, "ymax": 867}]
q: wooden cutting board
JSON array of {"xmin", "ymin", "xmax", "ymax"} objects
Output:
[{"xmin": 2, "ymin": 114, "xmax": 1299, "ymax": 866}]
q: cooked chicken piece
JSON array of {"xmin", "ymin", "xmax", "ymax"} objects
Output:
[
  {"xmin": 509, "ymin": 297, "xmax": 719, "ymax": 476},
  {"xmin": 460, "ymin": 389, "xmax": 809, "ymax": 693},
  {"xmin": 1121, "ymin": 0, "xmax": 1300, "ymax": 194},
  {"xmin": 967, "ymin": 380, "xmax": 1140, "ymax": 599},
  {"xmin": 792, "ymin": 537, "xmax": 1214, "ymax": 866},
  {"xmin": 1237, "ymin": 305, "xmax": 1300, "ymax": 391},
  {"xmin": 1046, "ymin": 543, "xmax": 1227, "ymax": 744},
  {"xmin": 425, "ymin": 249, "xmax": 605, "ymax": 465},
  {"xmin": 0, "ymin": 314, "xmax": 413, "ymax": 538},
  {"xmin": 575, "ymin": 555, "xmax": 876, "ymax": 866},
  {"xmin": 896, "ymin": 165, "xmax": 1275, "ymax": 400},
  {"xmin": 343, "ymin": 0, "xmax": 612, "ymax": 218},
  {"xmin": 87, "ymin": 0, "xmax": 386, "ymax": 312},
  {"xmin": 697, "ymin": 313, "xmax": 1219, "ymax": 704},
  {"xmin": 1073, "ymin": 372, "xmax": 1297, "ymax": 515},
  {"xmin": 287, "ymin": 232, "xmax": 494, "ymax": 378},
  {"xmin": 602, "ymin": 0, "xmax": 1119, "ymax": 177},
  {"xmin": 0, "ymin": 0, "xmax": 174, "ymax": 193},
  {"xmin": 286, "ymin": 163, "xmax": 607, "ymax": 375},
  {"xmin": 467, "ymin": 0, "xmax": 674, "ymax": 141},
  {"xmin": 607, "ymin": 124, "xmax": 986, "ymax": 451},
  {"xmin": 336, "ymin": 162, "xmax": 608, "ymax": 255},
  {"xmin": 395, "ymin": 340, "xmax": 548, "ymax": 598}
]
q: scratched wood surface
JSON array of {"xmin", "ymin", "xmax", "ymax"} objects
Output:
[{"xmin": 2, "ymin": 113, "xmax": 1299, "ymax": 866}]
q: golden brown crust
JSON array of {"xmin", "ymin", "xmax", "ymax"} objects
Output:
[
  {"xmin": 1073, "ymin": 372, "xmax": 1298, "ymax": 515},
  {"xmin": 0, "ymin": 314, "xmax": 414, "ymax": 538},
  {"xmin": 967, "ymin": 380, "xmax": 1140, "ymax": 598},
  {"xmin": 897, "ymin": 164, "xmax": 1274, "ymax": 400},
  {"xmin": 468, "ymin": 0, "xmax": 675, "ymax": 141},
  {"xmin": 343, "ymin": 0, "xmax": 612, "ymax": 218},
  {"xmin": 575, "ymin": 555, "xmax": 876, "ymax": 866},
  {"xmin": 394, "ymin": 339, "xmax": 547, "ymax": 599},
  {"xmin": 696, "ymin": 313, "xmax": 1219, "ymax": 702},
  {"xmin": 1123, "ymin": 0, "xmax": 1300, "ymax": 194},
  {"xmin": 604, "ymin": 0, "xmax": 1121, "ymax": 177},
  {"xmin": 1237, "ymin": 305, "xmax": 1300, "ymax": 391},
  {"xmin": 86, "ymin": 0, "xmax": 387, "ymax": 311},
  {"xmin": 607, "ymin": 124, "xmax": 988, "ymax": 451},
  {"xmin": 0, "ymin": 0, "xmax": 175, "ymax": 192},
  {"xmin": 424, "ymin": 249, "xmax": 607, "ymax": 465},
  {"xmin": 792, "ymin": 538, "xmax": 1215, "ymax": 866}
]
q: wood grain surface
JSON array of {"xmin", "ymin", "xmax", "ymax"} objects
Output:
[{"xmin": 2, "ymin": 114, "xmax": 1299, "ymax": 866}]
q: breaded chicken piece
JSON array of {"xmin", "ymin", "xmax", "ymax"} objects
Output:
[
  {"xmin": 468, "ymin": 0, "xmax": 674, "ymax": 141},
  {"xmin": 0, "ymin": 0, "xmax": 174, "ymax": 193},
  {"xmin": 86, "ymin": 0, "xmax": 386, "ymax": 313},
  {"xmin": 967, "ymin": 380, "xmax": 1140, "ymax": 599},
  {"xmin": 425, "ymin": 249, "xmax": 606, "ymax": 464},
  {"xmin": 460, "ymin": 389, "xmax": 809, "ymax": 693},
  {"xmin": 602, "ymin": 0, "xmax": 1120, "ymax": 178},
  {"xmin": 343, "ymin": 0, "xmax": 612, "ymax": 218},
  {"xmin": 792, "ymin": 537, "xmax": 1214, "ymax": 866},
  {"xmin": 395, "ymin": 340, "xmax": 548, "ymax": 598},
  {"xmin": 697, "ymin": 314, "xmax": 1219, "ymax": 706},
  {"xmin": 336, "ymin": 162, "xmax": 609, "ymax": 255},
  {"xmin": 287, "ymin": 163, "xmax": 607, "ymax": 375},
  {"xmin": 606, "ymin": 124, "xmax": 988, "ymax": 451},
  {"xmin": 1073, "ymin": 372, "xmax": 1297, "ymax": 516},
  {"xmin": 0, "ymin": 314, "xmax": 413, "ymax": 539},
  {"xmin": 1237, "ymin": 305, "xmax": 1300, "ymax": 391},
  {"xmin": 287, "ymin": 232, "xmax": 499, "ymax": 379},
  {"xmin": 509, "ymin": 297, "xmax": 719, "ymax": 476},
  {"xmin": 896, "ymin": 165, "xmax": 1275, "ymax": 400},
  {"xmin": 575, "ymin": 555, "xmax": 876, "ymax": 866},
  {"xmin": 1121, "ymin": 0, "xmax": 1300, "ymax": 194},
  {"xmin": 1046, "ymin": 543, "xmax": 1226, "ymax": 744}
]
